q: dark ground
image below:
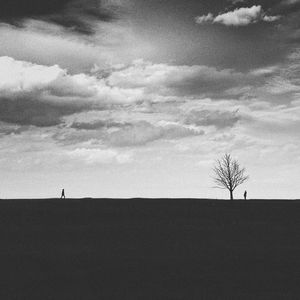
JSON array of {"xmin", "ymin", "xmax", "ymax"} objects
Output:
[{"xmin": 1, "ymin": 199, "xmax": 300, "ymax": 300}]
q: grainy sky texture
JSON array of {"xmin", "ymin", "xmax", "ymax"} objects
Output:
[{"xmin": 0, "ymin": 0, "xmax": 299, "ymax": 198}]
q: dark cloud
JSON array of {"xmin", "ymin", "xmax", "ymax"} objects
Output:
[
  {"xmin": 272, "ymin": 0, "xmax": 300, "ymax": 14},
  {"xmin": 53, "ymin": 120, "xmax": 205, "ymax": 147},
  {"xmin": 276, "ymin": 10, "xmax": 300, "ymax": 44},
  {"xmin": 0, "ymin": 98, "xmax": 80, "ymax": 127},
  {"xmin": 107, "ymin": 121, "xmax": 204, "ymax": 147},
  {"xmin": 0, "ymin": 0, "xmax": 116, "ymax": 34},
  {"xmin": 107, "ymin": 61, "xmax": 252, "ymax": 98},
  {"xmin": 184, "ymin": 110, "xmax": 240, "ymax": 129}
]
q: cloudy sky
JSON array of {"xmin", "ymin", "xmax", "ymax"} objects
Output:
[{"xmin": 0, "ymin": 0, "xmax": 299, "ymax": 199}]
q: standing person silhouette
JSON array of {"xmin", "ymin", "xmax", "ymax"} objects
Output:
[
  {"xmin": 244, "ymin": 190, "xmax": 247, "ymax": 200},
  {"xmin": 61, "ymin": 189, "xmax": 65, "ymax": 199}
]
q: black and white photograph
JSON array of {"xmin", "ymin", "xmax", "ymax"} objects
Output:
[{"xmin": 0, "ymin": 0, "xmax": 300, "ymax": 299}]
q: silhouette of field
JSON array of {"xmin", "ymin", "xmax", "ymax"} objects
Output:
[{"xmin": 1, "ymin": 198, "xmax": 300, "ymax": 299}]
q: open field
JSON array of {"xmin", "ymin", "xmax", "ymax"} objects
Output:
[{"xmin": 1, "ymin": 199, "xmax": 300, "ymax": 299}]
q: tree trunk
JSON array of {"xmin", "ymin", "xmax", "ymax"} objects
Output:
[{"xmin": 230, "ymin": 189, "xmax": 233, "ymax": 200}]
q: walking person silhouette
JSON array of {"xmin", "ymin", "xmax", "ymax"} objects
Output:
[
  {"xmin": 61, "ymin": 189, "xmax": 65, "ymax": 199},
  {"xmin": 244, "ymin": 190, "xmax": 247, "ymax": 200}
]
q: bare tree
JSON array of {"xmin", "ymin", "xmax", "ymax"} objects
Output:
[{"xmin": 213, "ymin": 153, "xmax": 249, "ymax": 200}]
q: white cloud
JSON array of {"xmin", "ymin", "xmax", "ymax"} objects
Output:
[
  {"xmin": 196, "ymin": 6, "xmax": 280, "ymax": 26},
  {"xmin": 0, "ymin": 56, "xmax": 145, "ymax": 104},
  {"xmin": 195, "ymin": 13, "xmax": 214, "ymax": 24},
  {"xmin": 262, "ymin": 15, "xmax": 281, "ymax": 22},
  {"xmin": 0, "ymin": 56, "xmax": 148, "ymax": 126},
  {"xmin": 0, "ymin": 55, "xmax": 268, "ymax": 111},
  {"xmin": 250, "ymin": 66, "xmax": 279, "ymax": 76},
  {"xmin": 0, "ymin": 56, "xmax": 63, "ymax": 95},
  {"xmin": 0, "ymin": 56, "xmax": 261, "ymax": 127},
  {"xmin": 68, "ymin": 148, "xmax": 132, "ymax": 164}
]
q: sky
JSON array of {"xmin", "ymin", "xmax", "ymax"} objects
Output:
[{"xmin": 0, "ymin": 0, "xmax": 299, "ymax": 199}]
